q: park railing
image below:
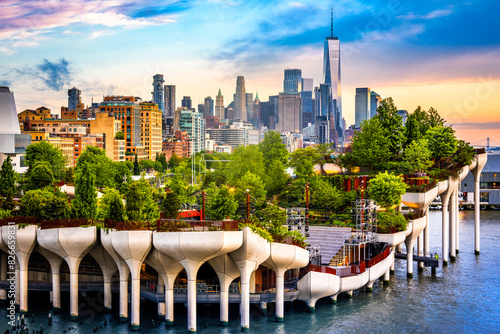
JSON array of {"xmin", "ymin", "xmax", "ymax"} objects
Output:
[
  {"xmin": 365, "ymin": 246, "xmax": 390, "ymax": 268},
  {"xmin": 40, "ymin": 218, "xmax": 93, "ymax": 229},
  {"xmin": 0, "ymin": 216, "xmax": 40, "ymax": 226}
]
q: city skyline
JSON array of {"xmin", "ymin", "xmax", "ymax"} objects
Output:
[{"xmin": 0, "ymin": 1, "xmax": 499, "ymax": 144}]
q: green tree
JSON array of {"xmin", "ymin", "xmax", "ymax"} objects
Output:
[
  {"xmin": 156, "ymin": 153, "xmax": 168, "ymax": 171},
  {"xmin": 348, "ymin": 118, "xmax": 391, "ymax": 170},
  {"xmin": 25, "ymin": 141, "xmax": 67, "ymax": 180},
  {"xmin": 260, "ymin": 199, "xmax": 287, "ymax": 235},
  {"xmin": 161, "ymin": 191, "xmax": 181, "ymax": 219},
  {"xmin": 124, "ymin": 179, "xmax": 159, "ymax": 222},
  {"xmin": 133, "ymin": 154, "xmax": 140, "ymax": 175},
  {"xmin": 139, "ymin": 159, "xmax": 157, "ymax": 171},
  {"xmin": 288, "ymin": 147, "xmax": 318, "ymax": 180},
  {"xmin": 115, "ymin": 131, "xmax": 124, "ymax": 140},
  {"xmin": 367, "ymin": 172, "xmax": 408, "ymax": 210},
  {"xmin": 403, "ymin": 139, "xmax": 433, "ymax": 173},
  {"xmin": 72, "ymin": 162, "xmax": 98, "ymax": 219},
  {"xmin": 207, "ymin": 185, "xmax": 237, "ymax": 220},
  {"xmin": 234, "ymin": 171, "xmax": 266, "ymax": 204},
  {"xmin": 453, "ymin": 140, "xmax": 475, "ymax": 166},
  {"xmin": 168, "ymin": 173, "xmax": 190, "ymax": 203},
  {"xmin": 403, "ymin": 112, "xmax": 422, "ymax": 149},
  {"xmin": 98, "ymin": 188, "xmax": 125, "ymax": 222},
  {"xmin": 309, "ymin": 177, "xmax": 345, "ymax": 210},
  {"xmin": 258, "ymin": 131, "xmax": 288, "ymax": 171},
  {"xmin": 425, "ymin": 125, "xmax": 458, "ymax": 168},
  {"xmin": 19, "ymin": 188, "xmax": 70, "ymax": 220},
  {"xmin": 377, "ymin": 209, "xmax": 407, "ymax": 233},
  {"xmin": 168, "ymin": 153, "xmax": 182, "ymax": 169},
  {"xmin": 76, "ymin": 146, "xmax": 115, "ymax": 189},
  {"xmin": 112, "ymin": 161, "xmax": 132, "ymax": 189},
  {"xmin": 373, "ymin": 97, "xmax": 405, "ymax": 156},
  {"xmin": 266, "ymin": 160, "xmax": 289, "ymax": 196},
  {"xmin": 227, "ymin": 145, "xmax": 266, "ymax": 184},
  {"xmin": 27, "ymin": 161, "xmax": 54, "ymax": 190},
  {"xmin": 0, "ymin": 156, "xmax": 16, "ymax": 197},
  {"xmin": 314, "ymin": 143, "xmax": 334, "ymax": 175}
]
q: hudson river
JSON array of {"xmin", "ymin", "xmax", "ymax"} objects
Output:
[{"xmin": 2, "ymin": 210, "xmax": 499, "ymax": 333}]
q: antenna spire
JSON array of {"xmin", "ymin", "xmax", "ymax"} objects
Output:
[{"xmin": 331, "ymin": 7, "xmax": 333, "ymax": 38}]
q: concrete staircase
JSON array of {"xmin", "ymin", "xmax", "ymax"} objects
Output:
[{"xmin": 305, "ymin": 226, "xmax": 352, "ymax": 265}]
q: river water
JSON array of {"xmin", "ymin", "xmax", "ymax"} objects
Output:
[{"xmin": 2, "ymin": 210, "xmax": 500, "ymax": 333}]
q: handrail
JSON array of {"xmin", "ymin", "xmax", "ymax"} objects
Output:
[{"xmin": 366, "ymin": 246, "xmax": 390, "ymax": 268}]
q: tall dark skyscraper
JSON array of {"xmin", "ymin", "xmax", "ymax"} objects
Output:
[
  {"xmin": 152, "ymin": 74, "xmax": 164, "ymax": 114},
  {"xmin": 164, "ymin": 84, "xmax": 175, "ymax": 117},
  {"xmin": 234, "ymin": 76, "xmax": 246, "ymax": 121},
  {"xmin": 203, "ymin": 96, "xmax": 214, "ymax": 117},
  {"xmin": 370, "ymin": 91, "xmax": 382, "ymax": 118},
  {"xmin": 182, "ymin": 96, "xmax": 192, "ymax": 110},
  {"xmin": 284, "ymin": 69, "xmax": 302, "ymax": 93},
  {"xmin": 322, "ymin": 9, "xmax": 342, "ymax": 142},
  {"xmin": 68, "ymin": 87, "xmax": 82, "ymax": 110}
]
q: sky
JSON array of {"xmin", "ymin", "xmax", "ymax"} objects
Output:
[{"xmin": 1, "ymin": 0, "xmax": 499, "ymax": 146}]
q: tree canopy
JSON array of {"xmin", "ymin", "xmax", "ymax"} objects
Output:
[
  {"xmin": 25, "ymin": 141, "xmax": 67, "ymax": 180},
  {"xmin": 0, "ymin": 156, "xmax": 16, "ymax": 197},
  {"xmin": 258, "ymin": 131, "xmax": 288, "ymax": 171},
  {"xmin": 367, "ymin": 172, "xmax": 408, "ymax": 209},
  {"xmin": 72, "ymin": 162, "xmax": 98, "ymax": 219}
]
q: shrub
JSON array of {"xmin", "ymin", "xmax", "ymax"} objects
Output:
[{"xmin": 377, "ymin": 209, "xmax": 407, "ymax": 233}]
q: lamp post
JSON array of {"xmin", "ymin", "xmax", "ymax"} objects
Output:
[{"xmin": 246, "ymin": 189, "xmax": 250, "ymax": 220}]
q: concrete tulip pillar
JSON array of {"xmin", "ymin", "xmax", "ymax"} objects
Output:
[
  {"xmin": 110, "ymin": 231, "xmax": 152, "ymax": 331},
  {"xmin": 229, "ymin": 227, "xmax": 270, "ymax": 332},
  {"xmin": 439, "ymin": 178, "xmax": 458, "ymax": 265},
  {"xmin": 36, "ymin": 246, "xmax": 63, "ymax": 310},
  {"xmin": 37, "ymin": 227, "xmax": 97, "ymax": 320},
  {"xmin": 145, "ymin": 248, "xmax": 184, "ymax": 326},
  {"xmin": 470, "ymin": 153, "xmax": 487, "ymax": 255},
  {"xmin": 157, "ymin": 284, "xmax": 165, "ymax": 318},
  {"xmin": 207, "ymin": 254, "xmax": 240, "ymax": 326},
  {"xmin": 297, "ymin": 271, "xmax": 340, "ymax": 311},
  {"xmin": 404, "ymin": 217, "xmax": 426, "ymax": 278},
  {"xmin": 2, "ymin": 224, "xmax": 37, "ymax": 313},
  {"xmin": 456, "ymin": 165, "xmax": 468, "ymax": 255},
  {"xmin": 89, "ymin": 243, "xmax": 118, "ymax": 310},
  {"xmin": 101, "ymin": 230, "xmax": 130, "ymax": 321},
  {"xmin": 154, "ymin": 231, "xmax": 242, "ymax": 333},
  {"xmin": 262, "ymin": 243, "xmax": 309, "ymax": 321}
]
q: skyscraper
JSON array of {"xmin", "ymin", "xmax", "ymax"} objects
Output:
[
  {"xmin": 204, "ymin": 96, "xmax": 214, "ymax": 118},
  {"xmin": 370, "ymin": 91, "xmax": 382, "ymax": 118},
  {"xmin": 302, "ymin": 78, "xmax": 313, "ymax": 92},
  {"xmin": 152, "ymin": 74, "xmax": 164, "ymax": 114},
  {"xmin": 251, "ymin": 93, "xmax": 261, "ymax": 128},
  {"xmin": 164, "ymin": 85, "xmax": 176, "ymax": 117},
  {"xmin": 284, "ymin": 69, "xmax": 302, "ymax": 93},
  {"xmin": 246, "ymin": 93, "xmax": 253, "ymax": 123},
  {"xmin": 234, "ymin": 76, "xmax": 246, "ymax": 121},
  {"xmin": 322, "ymin": 10, "xmax": 342, "ymax": 142},
  {"xmin": 68, "ymin": 87, "xmax": 82, "ymax": 110},
  {"xmin": 277, "ymin": 93, "xmax": 302, "ymax": 134},
  {"xmin": 355, "ymin": 88, "xmax": 371, "ymax": 128},
  {"xmin": 215, "ymin": 89, "xmax": 224, "ymax": 119},
  {"xmin": 182, "ymin": 96, "xmax": 192, "ymax": 110}
]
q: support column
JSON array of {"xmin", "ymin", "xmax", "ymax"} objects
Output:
[
  {"xmin": 103, "ymin": 279, "xmax": 112, "ymax": 311},
  {"xmin": 131, "ymin": 274, "xmax": 141, "ymax": 330},
  {"xmin": 390, "ymin": 258, "xmax": 395, "ymax": 275},
  {"xmin": 366, "ymin": 281, "xmax": 374, "ymax": 292},
  {"xmin": 383, "ymin": 269, "xmax": 390, "ymax": 285},
  {"xmin": 157, "ymin": 284, "xmax": 165, "ymax": 318},
  {"xmin": 51, "ymin": 267, "xmax": 60, "ymax": 310},
  {"xmin": 474, "ymin": 179, "xmax": 480, "ymax": 254},
  {"xmin": 449, "ymin": 189, "xmax": 457, "ymax": 261},
  {"xmin": 424, "ymin": 209, "xmax": 430, "ymax": 258},
  {"xmin": 69, "ymin": 265, "xmax": 82, "ymax": 321},
  {"xmin": 442, "ymin": 201, "xmax": 449, "ymax": 265},
  {"xmin": 275, "ymin": 275, "xmax": 284, "ymax": 322},
  {"xmin": 165, "ymin": 288, "xmax": 174, "ymax": 326},
  {"xmin": 220, "ymin": 290, "xmax": 229, "ymax": 325},
  {"xmin": 0, "ymin": 252, "xmax": 6, "ymax": 301},
  {"xmin": 330, "ymin": 295, "xmax": 337, "ymax": 304},
  {"xmin": 19, "ymin": 265, "xmax": 28, "ymax": 313},
  {"xmin": 406, "ymin": 243, "xmax": 413, "ymax": 278},
  {"xmin": 240, "ymin": 279, "xmax": 250, "ymax": 332},
  {"xmin": 119, "ymin": 274, "xmax": 129, "ymax": 322},
  {"xmin": 417, "ymin": 234, "xmax": 424, "ymax": 271},
  {"xmin": 187, "ymin": 277, "xmax": 197, "ymax": 333}
]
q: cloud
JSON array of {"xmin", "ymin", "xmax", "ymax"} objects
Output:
[
  {"xmin": 14, "ymin": 58, "xmax": 72, "ymax": 91},
  {"xmin": 0, "ymin": 0, "xmax": 180, "ymax": 44},
  {"xmin": 450, "ymin": 122, "xmax": 500, "ymax": 130},
  {"xmin": 398, "ymin": 8, "xmax": 453, "ymax": 20}
]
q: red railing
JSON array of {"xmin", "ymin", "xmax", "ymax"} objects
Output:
[
  {"xmin": 0, "ymin": 216, "xmax": 40, "ymax": 226},
  {"xmin": 366, "ymin": 246, "xmax": 390, "ymax": 268},
  {"xmin": 351, "ymin": 261, "xmax": 366, "ymax": 275},
  {"xmin": 299, "ymin": 264, "xmax": 337, "ymax": 279},
  {"xmin": 40, "ymin": 218, "xmax": 93, "ymax": 229}
]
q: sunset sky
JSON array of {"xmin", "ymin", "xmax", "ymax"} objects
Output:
[{"xmin": 1, "ymin": 0, "xmax": 499, "ymax": 146}]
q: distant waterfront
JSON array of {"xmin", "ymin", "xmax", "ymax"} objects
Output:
[{"xmin": 1, "ymin": 210, "xmax": 499, "ymax": 333}]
